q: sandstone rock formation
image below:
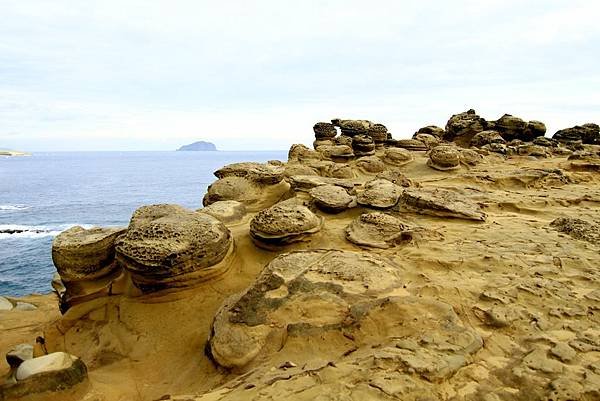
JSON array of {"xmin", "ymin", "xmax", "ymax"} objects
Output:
[
  {"xmin": 553, "ymin": 123, "xmax": 600, "ymax": 145},
  {"xmin": 345, "ymin": 212, "xmax": 408, "ymax": 248},
  {"xmin": 399, "ymin": 187, "xmax": 486, "ymax": 221},
  {"xmin": 115, "ymin": 204, "xmax": 233, "ymax": 291},
  {"xmin": 357, "ymin": 178, "xmax": 402, "ymax": 208},
  {"xmin": 309, "ymin": 184, "xmax": 356, "ymax": 213},
  {"xmin": 199, "ymin": 200, "xmax": 246, "ymax": 223},
  {"xmin": 444, "ymin": 109, "xmax": 488, "ymax": 146},
  {"xmin": 427, "ymin": 145, "xmax": 461, "ymax": 171},
  {"xmin": 214, "ymin": 162, "xmax": 285, "ymax": 185}
]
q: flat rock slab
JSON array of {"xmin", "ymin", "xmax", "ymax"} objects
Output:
[
  {"xmin": 345, "ymin": 212, "xmax": 408, "ymax": 248},
  {"xmin": 400, "ymin": 188, "xmax": 487, "ymax": 221}
]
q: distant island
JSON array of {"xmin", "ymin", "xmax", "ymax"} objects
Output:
[
  {"xmin": 177, "ymin": 141, "xmax": 217, "ymax": 151},
  {"xmin": 0, "ymin": 148, "xmax": 30, "ymax": 157}
]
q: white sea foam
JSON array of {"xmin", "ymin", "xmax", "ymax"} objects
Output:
[
  {"xmin": 0, "ymin": 204, "xmax": 30, "ymax": 211},
  {"xmin": 0, "ymin": 224, "xmax": 96, "ymax": 240}
]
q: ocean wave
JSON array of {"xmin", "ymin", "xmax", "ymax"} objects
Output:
[
  {"xmin": 0, "ymin": 204, "xmax": 30, "ymax": 211},
  {"xmin": 0, "ymin": 224, "xmax": 96, "ymax": 240}
]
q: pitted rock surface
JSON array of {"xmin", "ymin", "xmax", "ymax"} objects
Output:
[
  {"xmin": 400, "ymin": 187, "xmax": 486, "ymax": 221},
  {"xmin": 470, "ymin": 130, "xmax": 506, "ymax": 147},
  {"xmin": 427, "ymin": 145, "xmax": 461, "ymax": 171},
  {"xmin": 309, "ymin": 184, "xmax": 356, "ymax": 213},
  {"xmin": 381, "ymin": 147, "xmax": 413, "ymax": 166},
  {"xmin": 355, "ymin": 155, "xmax": 386, "ymax": 173},
  {"xmin": 214, "ymin": 162, "xmax": 284, "ymax": 184},
  {"xmin": 313, "ymin": 122, "xmax": 337, "ymax": 139},
  {"xmin": 357, "ymin": 179, "xmax": 402, "ymax": 209},
  {"xmin": 331, "ymin": 119, "xmax": 373, "ymax": 137},
  {"xmin": 115, "ymin": 204, "xmax": 232, "ymax": 291},
  {"xmin": 52, "ymin": 226, "xmax": 126, "ymax": 282},
  {"xmin": 250, "ymin": 202, "xmax": 323, "ymax": 248},
  {"xmin": 345, "ymin": 212, "xmax": 408, "ymax": 248},
  {"xmin": 444, "ymin": 109, "xmax": 488, "ymax": 146},
  {"xmin": 287, "ymin": 175, "xmax": 356, "ymax": 192},
  {"xmin": 199, "ymin": 200, "xmax": 246, "ymax": 223}
]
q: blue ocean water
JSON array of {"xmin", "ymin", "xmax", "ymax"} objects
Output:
[{"xmin": 0, "ymin": 151, "xmax": 286, "ymax": 296}]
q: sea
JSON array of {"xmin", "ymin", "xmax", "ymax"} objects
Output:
[{"xmin": 0, "ymin": 151, "xmax": 287, "ymax": 296}]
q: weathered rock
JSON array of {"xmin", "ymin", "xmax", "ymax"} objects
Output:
[
  {"xmin": 412, "ymin": 133, "xmax": 440, "ymax": 148},
  {"xmin": 345, "ymin": 212, "xmax": 408, "ymax": 248},
  {"xmin": 203, "ymin": 176, "xmax": 289, "ymax": 211},
  {"xmin": 367, "ymin": 124, "xmax": 388, "ymax": 144},
  {"xmin": 527, "ymin": 120, "xmax": 547, "ymax": 138},
  {"xmin": 199, "ymin": 200, "xmax": 246, "ymax": 223},
  {"xmin": 288, "ymin": 144, "xmax": 321, "ymax": 162},
  {"xmin": 209, "ymin": 250, "xmax": 482, "ymax": 374},
  {"xmin": 313, "ymin": 122, "xmax": 337, "ymax": 139},
  {"xmin": 313, "ymin": 138, "xmax": 334, "ymax": 149},
  {"xmin": 52, "ymin": 226, "xmax": 126, "ymax": 282},
  {"xmin": 389, "ymin": 138, "xmax": 428, "ymax": 151},
  {"xmin": 493, "ymin": 114, "xmax": 534, "ymax": 141},
  {"xmin": 283, "ymin": 164, "xmax": 319, "ymax": 177},
  {"xmin": 6, "ymin": 344, "xmax": 34, "ymax": 369},
  {"xmin": 427, "ymin": 145, "xmax": 461, "ymax": 171},
  {"xmin": 331, "ymin": 119, "xmax": 373, "ymax": 137},
  {"xmin": 309, "ymin": 185, "xmax": 356, "ymax": 213},
  {"xmin": 357, "ymin": 179, "xmax": 402, "ymax": 209},
  {"xmin": 351, "ymin": 134, "xmax": 375, "ymax": 156},
  {"xmin": 214, "ymin": 162, "xmax": 285, "ymax": 185},
  {"xmin": 470, "ymin": 130, "xmax": 506, "ymax": 148},
  {"xmin": 516, "ymin": 144, "xmax": 549, "ymax": 158},
  {"xmin": 482, "ymin": 142, "xmax": 508, "ymax": 154},
  {"xmin": 356, "ymin": 156, "xmax": 386, "ymax": 173},
  {"xmin": 444, "ymin": 109, "xmax": 488, "ymax": 147},
  {"xmin": 553, "ymin": 123, "xmax": 600, "ymax": 145},
  {"xmin": 325, "ymin": 163, "xmax": 355, "ymax": 179},
  {"xmin": 0, "ymin": 352, "xmax": 88, "ymax": 399},
  {"xmin": 400, "ymin": 188, "xmax": 486, "ymax": 221},
  {"xmin": 532, "ymin": 136, "xmax": 555, "ymax": 147},
  {"xmin": 14, "ymin": 302, "xmax": 37, "ymax": 311},
  {"xmin": 415, "ymin": 125, "xmax": 445, "ymax": 138},
  {"xmin": 333, "ymin": 135, "xmax": 353, "ymax": 147},
  {"xmin": 287, "ymin": 175, "xmax": 356, "ymax": 192},
  {"xmin": 381, "ymin": 148, "xmax": 413, "ymax": 167},
  {"xmin": 376, "ymin": 168, "xmax": 413, "ymax": 187},
  {"xmin": 317, "ymin": 145, "xmax": 354, "ymax": 160},
  {"xmin": 0, "ymin": 296, "xmax": 13, "ymax": 311},
  {"xmin": 115, "ymin": 204, "xmax": 233, "ymax": 292},
  {"xmin": 250, "ymin": 202, "xmax": 323, "ymax": 249},
  {"xmin": 459, "ymin": 149, "xmax": 484, "ymax": 166},
  {"xmin": 550, "ymin": 217, "xmax": 600, "ymax": 246}
]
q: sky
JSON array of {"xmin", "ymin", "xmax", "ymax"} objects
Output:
[{"xmin": 1, "ymin": 0, "xmax": 599, "ymax": 151}]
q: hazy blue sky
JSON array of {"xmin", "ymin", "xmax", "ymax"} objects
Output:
[{"xmin": 1, "ymin": 0, "xmax": 598, "ymax": 151}]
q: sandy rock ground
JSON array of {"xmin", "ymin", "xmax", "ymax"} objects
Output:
[{"xmin": 1, "ymin": 144, "xmax": 600, "ymax": 401}]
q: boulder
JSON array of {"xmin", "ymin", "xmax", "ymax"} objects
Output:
[
  {"xmin": 203, "ymin": 176, "xmax": 289, "ymax": 211},
  {"xmin": 313, "ymin": 122, "xmax": 337, "ymax": 139},
  {"xmin": 115, "ymin": 204, "xmax": 233, "ymax": 292},
  {"xmin": 199, "ymin": 200, "xmax": 246, "ymax": 224},
  {"xmin": 51, "ymin": 226, "xmax": 126, "ymax": 282},
  {"xmin": 470, "ymin": 130, "xmax": 506, "ymax": 148},
  {"xmin": 367, "ymin": 124, "xmax": 388, "ymax": 144},
  {"xmin": 459, "ymin": 149, "xmax": 484, "ymax": 166},
  {"xmin": 444, "ymin": 109, "xmax": 488, "ymax": 147},
  {"xmin": 553, "ymin": 123, "xmax": 600, "ymax": 145},
  {"xmin": 351, "ymin": 134, "xmax": 375, "ymax": 156},
  {"xmin": 415, "ymin": 125, "xmax": 445, "ymax": 138},
  {"xmin": 313, "ymin": 138, "xmax": 334, "ymax": 149},
  {"xmin": 388, "ymin": 138, "xmax": 428, "ymax": 151},
  {"xmin": 0, "ymin": 352, "xmax": 88, "ymax": 399},
  {"xmin": 412, "ymin": 133, "xmax": 440, "ymax": 148},
  {"xmin": 399, "ymin": 188, "xmax": 486, "ymax": 221},
  {"xmin": 526, "ymin": 120, "xmax": 547, "ymax": 138},
  {"xmin": 345, "ymin": 212, "xmax": 408, "ymax": 248},
  {"xmin": 381, "ymin": 148, "xmax": 413, "ymax": 167},
  {"xmin": 214, "ymin": 162, "xmax": 284, "ymax": 185},
  {"xmin": 0, "ymin": 296, "xmax": 13, "ymax": 311},
  {"xmin": 317, "ymin": 145, "xmax": 354, "ymax": 160},
  {"xmin": 309, "ymin": 185, "xmax": 356, "ymax": 213},
  {"xmin": 331, "ymin": 119, "xmax": 373, "ymax": 137},
  {"xmin": 357, "ymin": 179, "xmax": 402, "ymax": 209},
  {"xmin": 250, "ymin": 202, "xmax": 323, "ymax": 249},
  {"xmin": 356, "ymin": 156, "xmax": 386, "ymax": 173},
  {"xmin": 427, "ymin": 145, "xmax": 460, "ymax": 171},
  {"xmin": 6, "ymin": 344, "xmax": 34, "ymax": 368},
  {"xmin": 288, "ymin": 144, "xmax": 321, "ymax": 162},
  {"xmin": 209, "ymin": 250, "xmax": 482, "ymax": 374},
  {"xmin": 493, "ymin": 114, "xmax": 531, "ymax": 141}
]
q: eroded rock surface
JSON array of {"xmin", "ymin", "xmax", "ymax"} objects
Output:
[
  {"xmin": 345, "ymin": 212, "xmax": 408, "ymax": 248},
  {"xmin": 309, "ymin": 184, "xmax": 356, "ymax": 213},
  {"xmin": 357, "ymin": 179, "xmax": 402, "ymax": 209},
  {"xmin": 400, "ymin": 187, "xmax": 486, "ymax": 221}
]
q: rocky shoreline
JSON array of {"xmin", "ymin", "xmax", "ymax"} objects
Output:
[{"xmin": 1, "ymin": 109, "xmax": 599, "ymax": 401}]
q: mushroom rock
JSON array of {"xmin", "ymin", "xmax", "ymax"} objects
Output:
[
  {"xmin": 553, "ymin": 123, "xmax": 600, "ymax": 145},
  {"xmin": 412, "ymin": 133, "xmax": 440, "ymax": 148},
  {"xmin": 199, "ymin": 200, "xmax": 247, "ymax": 224},
  {"xmin": 313, "ymin": 122, "xmax": 337, "ymax": 140},
  {"xmin": 381, "ymin": 148, "xmax": 413, "ymax": 167},
  {"xmin": 427, "ymin": 145, "xmax": 461, "ymax": 171},
  {"xmin": 444, "ymin": 109, "xmax": 488, "ymax": 147},
  {"xmin": 115, "ymin": 204, "xmax": 233, "ymax": 292},
  {"xmin": 415, "ymin": 125, "xmax": 445, "ymax": 139},
  {"xmin": 249, "ymin": 202, "xmax": 323, "ymax": 249},
  {"xmin": 0, "ymin": 352, "xmax": 88, "ymax": 400},
  {"xmin": 470, "ymin": 130, "xmax": 506, "ymax": 148},
  {"xmin": 333, "ymin": 135, "xmax": 353, "ymax": 147},
  {"xmin": 203, "ymin": 176, "xmax": 289, "ymax": 211},
  {"xmin": 459, "ymin": 149, "xmax": 484, "ymax": 166},
  {"xmin": 388, "ymin": 138, "xmax": 428, "ymax": 151},
  {"xmin": 356, "ymin": 156, "xmax": 386, "ymax": 173},
  {"xmin": 309, "ymin": 184, "xmax": 356, "ymax": 213},
  {"xmin": 287, "ymin": 175, "xmax": 356, "ymax": 193},
  {"xmin": 367, "ymin": 123, "xmax": 388, "ymax": 145},
  {"xmin": 331, "ymin": 119, "xmax": 373, "ymax": 137},
  {"xmin": 325, "ymin": 163, "xmax": 356, "ymax": 179},
  {"xmin": 357, "ymin": 179, "xmax": 403, "ymax": 209},
  {"xmin": 52, "ymin": 226, "xmax": 126, "ymax": 283},
  {"xmin": 345, "ymin": 212, "xmax": 409, "ymax": 248},
  {"xmin": 288, "ymin": 144, "xmax": 322, "ymax": 162},
  {"xmin": 317, "ymin": 145, "xmax": 354, "ymax": 160},
  {"xmin": 208, "ymin": 250, "xmax": 482, "ymax": 375},
  {"xmin": 399, "ymin": 188, "xmax": 486, "ymax": 221},
  {"xmin": 351, "ymin": 134, "xmax": 375, "ymax": 156},
  {"xmin": 214, "ymin": 162, "xmax": 284, "ymax": 185}
]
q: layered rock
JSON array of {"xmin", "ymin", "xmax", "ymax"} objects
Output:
[
  {"xmin": 203, "ymin": 176, "xmax": 289, "ymax": 212},
  {"xmin": 312, "ymin": 122, "xmax": 337, "ymax": 140},
  {"xmin": 399, "ymin": 188, "xmax": 486, "ymax": 221},
  {"xmin": 115, "ymin": 204, "xmax": 233, "ymax": 292},
  {"xmin": 388, "ymin": 138, "xmax": 428, "ymax": 151},
  {"xmin": 249, "ymin": 201, "xmax": 323, "ymax": 249},
  {"xmin": 355, "ymin": 156, "xmax": 386, "ymax": 173},
  {"xmin": 199, "ymin": 200, "xmax": 246, "ymax": 224},
  {"xmin": 351, "ymin": 134, "xmax": 375, "ymax": 156},
  {"xmin": 286, "ymin": 175, "xmax": 356, "ymax": 192},
  {"xmin": 427, "ymin": 145, "xmax": 460, "ymax": 171},
  {"xmin": 381, "ymin": 148, "xmax": 413, "ymax": 166},
  {"xmin": 470, "ymin": 130, "xmax": 506, "ymax": 148},
  {"xmin": 331, "ymin": 119, "xmax": 372, "ymax": 137},
  {"xmin": 444, "ymin": 109, "xmax": 488, "ymax": 147},
  {"xmin": 553, "ymin": 123, "xmax": 600, "ymax": 145},
  {"xmin": 214, "ymin": 162, "xmax": 284, "ymax": 185},
  {"xmin": 414, "ymin": 125, "xmax": 444, "ymax": 138},
  {"xmin": 345, "ymin": 212, "xmax": 408, "ymax": 248}
]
